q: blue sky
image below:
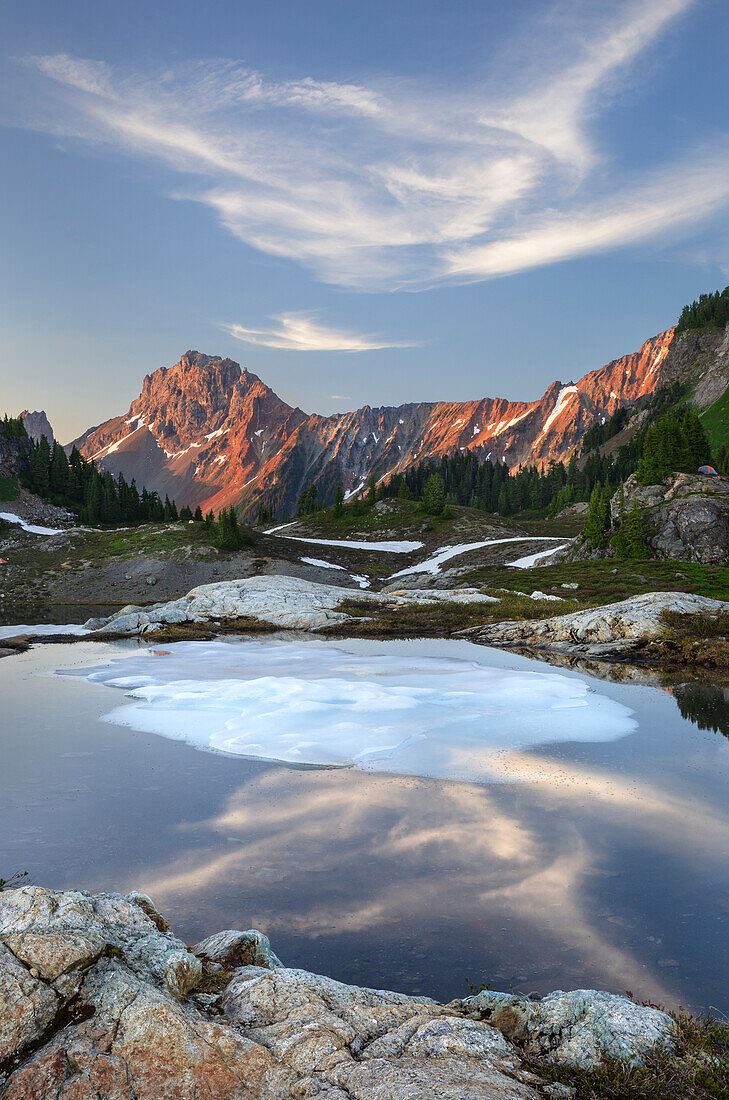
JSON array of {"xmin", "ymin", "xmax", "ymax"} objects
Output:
[{"xmin": 2, "ymin": 0, "xmax": 729, "ymax": 442}]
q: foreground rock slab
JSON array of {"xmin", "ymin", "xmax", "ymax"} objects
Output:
[
  {"xmin": 85, "ymin": 574, "xmax": 498, "ymax": 635},
  {"xmin": 463, "ymin": 590, "xmax": 729, "ymax": 657},
  {"xmin": 1, "ymin": 886, "xmax": 675, "ymax": 1098}
]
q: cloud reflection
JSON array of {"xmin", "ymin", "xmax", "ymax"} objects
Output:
[{"xmin": 124, "ymin": 747, "xmax": 729, "ymax": 1006}]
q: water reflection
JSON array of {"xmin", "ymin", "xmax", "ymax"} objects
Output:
[
  {"xmin": 675, "ymin": 683, "xmax": 729, "ymax": 739},
  {"xmin": 1, "ymin": 638, "xmax": 728, "ymax": 1011}
]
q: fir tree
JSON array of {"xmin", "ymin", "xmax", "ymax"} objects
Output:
[
  {"xmin": 30, "ymin": 435, "xmax": 51, "ymax": 497},
  {"xmin": 423, "ymin": 473, "xmax": 445, "ymax": 515},
  {"xmin": 624, "ymin": 498, "xmax": 648, "ymax": 558},
  {"xmin": 611, "ymin": 485, "xmax": 629, "ymax": 558}
]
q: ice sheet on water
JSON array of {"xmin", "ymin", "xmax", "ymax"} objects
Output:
[{"xmin": 64, "ymin": 639, "xmax": 637, "ymax": 782}]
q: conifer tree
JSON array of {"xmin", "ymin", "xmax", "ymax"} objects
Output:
[
  {"xmin": 611, "ymin": 485, "xmax": 629, "ymax": 558},
  {"xmin": 624, "ymin": 498, "xmax": 649, "ymax": 558},
  {"xmin": 423, "ymin": 473, "xmax": 446, "ymax": 515},
  {"xmin": 30, "ymin": 435, "xmax": 51, "ymax": 497},
  {"xmin": 49, "ymin": 442, "xmax": 69, "ymax": 500}
]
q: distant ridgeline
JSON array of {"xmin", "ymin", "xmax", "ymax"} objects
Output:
[
  {"xmin": 374, "ymin": 287, "xmax": 728, "ymax": 531},
  {"xmin": 0, "ymin": 415, "xmax": 180, "ymax": 525},
  {"xmin": 276, "ymin": 287, "xmax": 729, "ymax": 538}
]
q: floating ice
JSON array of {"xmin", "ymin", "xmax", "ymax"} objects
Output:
[{"xmin": 66, "ymin": 639, "xmax": 637, "ymax": 782}]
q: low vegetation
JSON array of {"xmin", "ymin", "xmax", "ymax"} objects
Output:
[
  {"xmin": 0, "ymin": 870, "xmax": 28, "ymax": 893},
  {"xmin": 701, "ymin": 387, "xmax": 729, "ymax": 455},
  {"xmin": 461, "ymin": 559, "xmax": 729, "ymax": 604},
  {"xmin": 527, "ymin": 1008, "xmax": 729, "ymax": 1099},
  {"xmin": 655, "ymin": 610, "xmax": 729, "ymax": 668}
]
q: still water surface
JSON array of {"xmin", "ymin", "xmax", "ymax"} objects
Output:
[{"xmin": 1, "ymin": 634, "xmax": 728, "ymax": 1012}]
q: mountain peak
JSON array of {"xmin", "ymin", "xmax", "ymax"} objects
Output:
[
  {"xmin": 20, "ymin": 409, "xmax": 55, "ymax": 444},
  {"xmin": 72, "ymin": 328, "xmax": 675, "ymax": 517}
]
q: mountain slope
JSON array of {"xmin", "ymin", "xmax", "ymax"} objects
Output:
[{"xmin": 71, "ymin": 331, "xmax": 674, "ymax": 517}]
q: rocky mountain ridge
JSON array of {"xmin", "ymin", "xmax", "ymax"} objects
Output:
[{"xmin": 70, "ymin": 331, "xmax": 675, "ymax": 517}]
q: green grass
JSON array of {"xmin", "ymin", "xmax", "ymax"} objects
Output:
[
  {"xmin": 460, "ymin": 558, "xmax": 729, "ymax": 603},
  {"xmin": 324, "ymin": 591, "xmax": 586, "ymax": 638},
  {"xmin": 0, "ymin": 475, "xmax": 20, "ymax": 502},
  {"xmin": 102, "ymin": 524, "xmax": 214, "ymax": 557},
  {"xmin": 700, "ymin": 383, "xmax": 729, "ymax": 451}
]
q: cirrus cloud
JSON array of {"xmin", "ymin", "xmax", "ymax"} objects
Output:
[
  {"xmin": 13, "ymin": 0, "xmax": 726, "ymax": 290},
  {"xmin": 221, "ymin": 312, "xmax": 417, "ymax": 352}
]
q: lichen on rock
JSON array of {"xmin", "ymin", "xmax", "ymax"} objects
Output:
[{"xmin": 1, "ymin": 886, "xmax": 677, "ymax": 1098}]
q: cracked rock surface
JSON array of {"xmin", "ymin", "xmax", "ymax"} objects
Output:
[
  {"xmin": 1, "ymin": 886, "xmax": 674, "ymax": 1098},
  {"xmin": 616, "ymin": 472, "xmax": 729, "ymax": 566},
  {"xmin": 85, "ymin": 575, "xmax": 497, "ymax": 634},
  {"xmin": 465, "ymin": 590, "xmax": 729, "ymax": 657}
]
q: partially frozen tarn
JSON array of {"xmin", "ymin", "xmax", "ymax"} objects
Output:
[
  {"xmin": 281, "ymin": 536, "xmax": 423, "ymax": 553},
  {"xmin": 508, "ymin": 544, "xmax": 570, "ymax": 569},
  {"xmin": 66, "ymin": 638, "xmax": 637, "ymax": 782},
  {"xmin": 0, "ymin": 512, "xmax": 66, "ymax": 536},
  {"xmin": 390, "ymin": 537, "xmax": 565, "ymax": 578},
  {"xmin": 0, "ymin": 622, "xmax": 88, "ymax": 641},
  {"xmin": 300, "ymin": 556, "xmax": 371, "ymax": 589}
]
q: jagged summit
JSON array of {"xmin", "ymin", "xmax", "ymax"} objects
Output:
[
  {"xmin": 20, "ymin": 409, "xmax": 55, "ymax": 444},
  {"xmin": 71, "ymin": 329, "xmax": 675, "ymax": 516}
]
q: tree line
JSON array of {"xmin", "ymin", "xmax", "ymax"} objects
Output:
[
  {"xmin": 1, "ymin": 417, "xmax": 254, "ymax": 549},
  {"xmin": 676, "ymin": 285, "xmax": 729, "ymax": 333}
]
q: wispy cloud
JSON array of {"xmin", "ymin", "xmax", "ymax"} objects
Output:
[
  {"xmin": 221, "ymin": 312, "xmax": 415, "ymax": 351},
  {"xmin": 16, "ymin": 0, "xmax": 724, "ymax": 289}
]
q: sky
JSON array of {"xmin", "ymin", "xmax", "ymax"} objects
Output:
[{"xmin": 1, "ymin": 0, "xmax": 729, "ymax": 443}]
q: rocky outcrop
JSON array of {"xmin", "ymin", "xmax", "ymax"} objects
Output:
[
  {"xmin": 71, "ymin": 332, "xmax": 672, "ymax": 518},
  {"xmin": 0, "ymin": 430, "xmax": 31, "ymax": 482},
  {"xmin": 616, "ymin": 472, "xmax": 729, "ymax": 565},
  {"xmin": 460, "ymin": 989, "xmax": 673, "ymax": 1069},
  {"xmin": 19, "ymin": 410, "xmax": 54, "ymax": 445},
  {"xmin": 84, "ymin": 575, "xmax": 498, "ymax": 635},
  {"xmin": 1, "ymin": 885, "xmax": 675, "ymax": 1099},
  {"xmin": 463, "ymin": 591, "xmax": 729, "ymax": 657},
  {"xmin": 657, "ymin": 322, "xmax": 729, "ymax": 410}
]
